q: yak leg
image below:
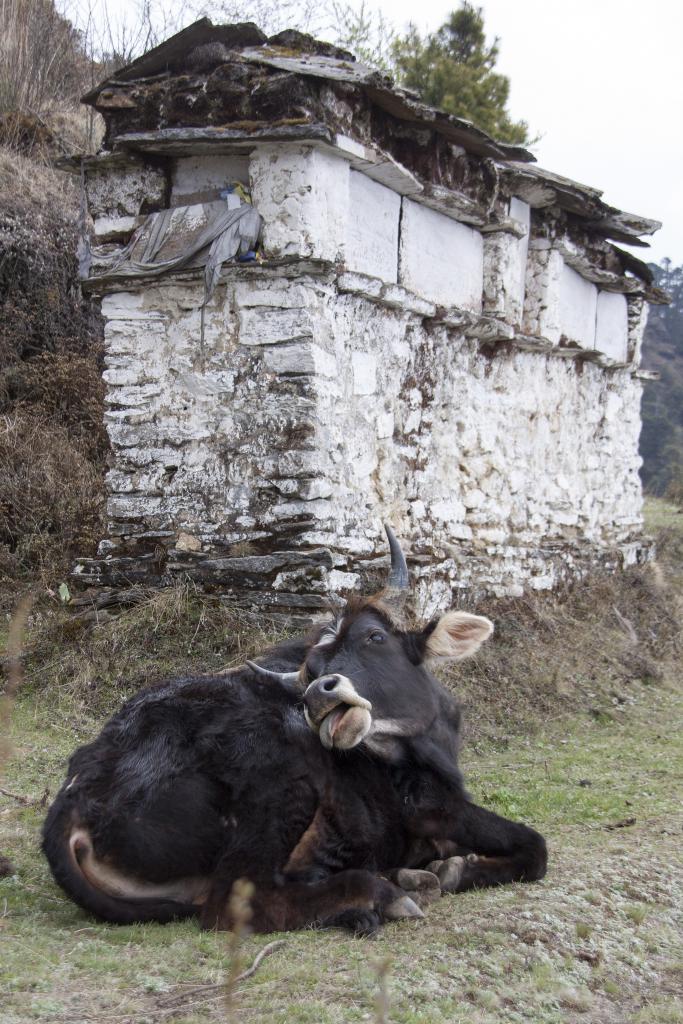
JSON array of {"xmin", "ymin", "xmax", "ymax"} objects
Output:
[
  {"xmin": 416, "ymin": 800, "xmax": 547, "ymax": 893},
  {"xmin": 201, "ymin": 869, "xmax": 423, "ymax": 935}
]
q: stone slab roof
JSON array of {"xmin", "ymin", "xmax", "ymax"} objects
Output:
[{"xmin": 80, "ymin": 18, "xmax": 663, "ymax": 271}]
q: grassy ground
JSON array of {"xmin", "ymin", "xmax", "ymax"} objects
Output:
[{"xmin": 1, "ymin": 498, "xmax": 682, "ymax": 1023}]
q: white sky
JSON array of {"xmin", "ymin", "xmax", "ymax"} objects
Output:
[
  {"xmin": 81, "ymin": 0, "xmax": 683, "ymax": 263},
  {"xmin": 376, "ymin": 0, "xmax": 683, "ymax": 265}
]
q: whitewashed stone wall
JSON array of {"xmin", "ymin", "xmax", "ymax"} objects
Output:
[
  {"xmin": 85, "ymin": 264, "xmax": 646, "ymax": 614},
  {"xmin": 79, "ymin": 142, "xmax": 651, "ymax": 613}
]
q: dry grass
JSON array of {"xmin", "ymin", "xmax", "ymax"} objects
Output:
[
  {"xmin": 6, "ymin": 582, "xmax": 293, "ymax": 723},
  {"xmin": 441, "ymin": 553, "xmax": 681, "ymax": 746}
]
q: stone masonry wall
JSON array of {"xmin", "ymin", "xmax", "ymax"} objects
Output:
[
  {"xmin": 76, "ymin": 140, "xmax": 652, "ymax": 614},
  {"xmin": 79, "ymin": 264, "xmax": 646, "ymax": 616}
]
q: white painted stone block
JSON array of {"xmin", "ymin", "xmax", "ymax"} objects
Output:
[
  {"xmin": 101, "ymin": 292, "xmax": 165, "ymax": 321},
  {"xmin": 399, "ymin": 199, "xmax": 483, "ymax": 311},
  {"xmin": 233, "ymin": 282, "xmax": 310, "ymax": 308},
  {"xmin": 93, "ymin": 215, "xmax": 137, "ymax": 241},
  {"xmin": 239, "ymin": 307, "xmax": 313, "ymax": 346},
  {"xmin": 595, "ymin": 291, "xmax": 628, "ymax": 362},
  {"xmin": 352, "ymin": 352, "xmax": 377, "ymax": 395},
  {"xmin": 171, "ymin": 154, "xmax": 250, "ymax": 206},
  {"xmin": 249, "ymin": 145, "xmax": 349, "ymax": 261},
  {"xmin": 559, "ymin": 263, "xmax": 597, "ymax": 349},
  {"xmin": 263, "ymin": 342, "xmax": 337, "ymax": 377},
  {"xmin": 376, "ymin": 411, "xmax": 394, "ymax": 438},
  {"xmin": 345, "ymin": 171, "xmax": 400, "ymax": 283}
]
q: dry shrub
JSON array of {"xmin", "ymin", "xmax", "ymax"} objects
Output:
[
  {"xmin": 7, "ymin": 351, "xmax": 108, "ymax": 462},
  {"xmin": 0, "ymin": 410, "xmax": 105, "ymax": 582},
  {"xmin": 0, "ymin": 147, "xmax": 97, "ymax": 370},
  {"xmin": 0, "ymin": 145, "xmax": 107, "ymax": 587},
  {"xmin": 0, "ymin": 110, "xmax": 56, "ymax": 156}
]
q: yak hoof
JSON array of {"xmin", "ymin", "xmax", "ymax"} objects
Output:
[
  {"xmin": 392, "ymin": 868, "xmax": 441, "ymax": 907},
  {"xmin": 383, "ymin": 894, "xmax": 425, "ymax": 921},
  {"xmin": 426, "ymin": 856, "xmax": 466, "ymax": 892}
]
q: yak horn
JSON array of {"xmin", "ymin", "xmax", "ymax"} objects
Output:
[
  {"xmin": 246, "ymin": 661, "xmax": 301, "ymax": 688},
  {"xmin": 384, "ymin": 523, "xmax": 410, "ymax": 607}
]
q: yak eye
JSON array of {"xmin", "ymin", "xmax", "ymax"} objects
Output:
[{"xmin": 367, "ymin": 630, "xmax": 385, "ymax": 644}]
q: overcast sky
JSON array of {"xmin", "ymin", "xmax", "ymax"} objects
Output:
[
  {"xmin": 372, "ymin": 0, "xmax": 683, "ymax": 265},
  {"xmin": 83, "ymin": 0, "xmax": 682, "ymax": 264}
]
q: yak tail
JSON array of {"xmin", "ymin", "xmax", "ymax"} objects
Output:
[{"xmin": 42, "ymin": 799, "xmax": 204, "ymax": 925}]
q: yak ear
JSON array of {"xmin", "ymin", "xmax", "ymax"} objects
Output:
[{"xmin": 423, "ymin": 611, "xmax": 493, "ymax": 662}]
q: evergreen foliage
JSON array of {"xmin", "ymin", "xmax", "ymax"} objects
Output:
[
  {"xmin": 640, "ymin": 261, "xmax": 683, "ymax": 500},
  {"xmin": 391, "ymin": 4, "xmax": 529, "ymax": 145}
]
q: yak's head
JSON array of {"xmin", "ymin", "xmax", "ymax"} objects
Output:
[{"xmin": 249, "ymin": 527, "xmax": 493, "ymax": 755}]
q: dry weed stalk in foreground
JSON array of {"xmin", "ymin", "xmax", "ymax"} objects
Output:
[
  {"xmin": 374, "ymin": 956, "xmax": 392, "ymax": 1024},
  {"xmin": 224, "ymin": 878, "xmax": 256, "ymax": 1019},
  {"xmin": 0, "ymin": 592, "xmax": 34, "ymax": 875}
]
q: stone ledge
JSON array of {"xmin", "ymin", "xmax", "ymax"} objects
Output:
[
  {"xmin": 70, "ymin": 534, "xmax": 655, "ymax": 619},
  {"xmin": 81, "ymin": 257, "xmax": 336, "ymax": 295},
  {"xmin": 336, "ymin": 271, "xmax": 436, "ymax": 317},
  {"xmin": 337, "ymin": 267, "xmax": 641, "ymax": 369},
  {"xmin": 632, "ymin": 369, "xmax": 660, "ymax": 381},
  {"xmin": 465, "ymin": 317, "xmax": 515, "ymax": 343}
]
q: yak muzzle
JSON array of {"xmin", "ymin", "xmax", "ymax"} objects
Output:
[{"xmin": 304, "ymin": 675, "xmax": 372, "ymax": 751}]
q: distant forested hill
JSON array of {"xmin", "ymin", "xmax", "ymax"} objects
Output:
[{"xmin": 640, "ymin": 261, "xmax": 683, "ymax": 499}]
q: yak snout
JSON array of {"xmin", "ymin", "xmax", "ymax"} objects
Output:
[{"xmin": 304, "ymin": 675, "xmax": 372, "ymax": 751}]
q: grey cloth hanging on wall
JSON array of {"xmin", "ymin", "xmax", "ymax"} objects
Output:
[{"xmin": 90, "ymin": 200, "xmax": 263, "ymax": 305}]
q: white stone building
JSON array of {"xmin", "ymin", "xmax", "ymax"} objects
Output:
[{"xmin": 69, "ymin": 19, "xmax": 667, "ymax": 617}]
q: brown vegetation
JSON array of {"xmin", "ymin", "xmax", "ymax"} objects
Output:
[
  {"xmin": 0, "ymin": 410, "xmax": 105, "ymax": 583},
  {"xmin": 443, "ymin": 558, "xmax": 681, "ymax": 746},
  {"xmin": 0, "ymin": 144, "xmax": 107, "ymax": 591}
]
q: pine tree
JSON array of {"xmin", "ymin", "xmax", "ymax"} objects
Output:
[{"xmin": 391, "ymin": 4, "xmax": 529, "ymax": 145}]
